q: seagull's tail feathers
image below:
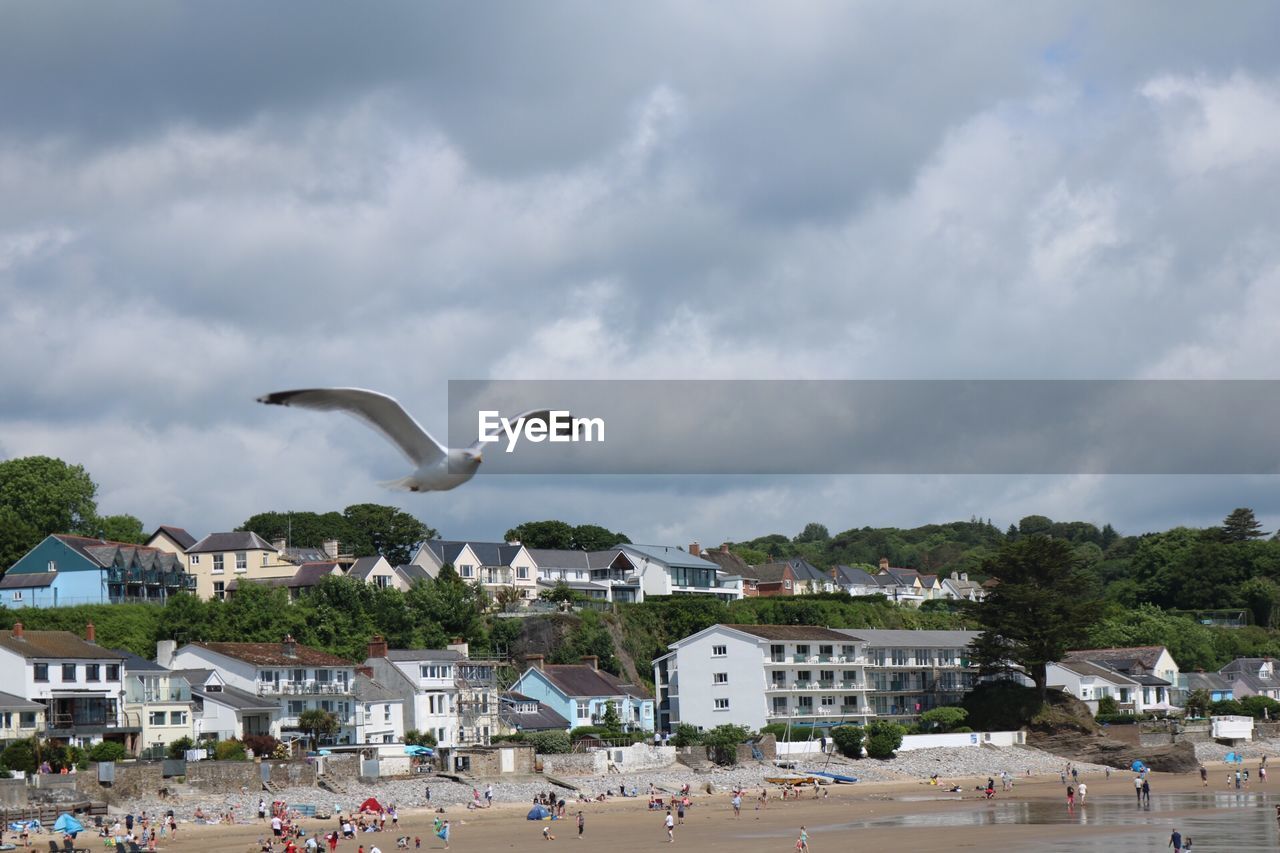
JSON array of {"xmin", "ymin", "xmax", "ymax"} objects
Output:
[{"xmin": 379, "ymin": 475, "xmax": 422, "ymax": 493}]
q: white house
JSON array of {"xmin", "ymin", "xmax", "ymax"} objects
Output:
[
  {"xmin": 165, "ymin": 636, "xmax": 358, "ymax": 744},
  {"xmin": 939, "ymin": 571, "xmax": 986, "ymax": 602},
  {"xmin": 528, "ymin": 548, "xmax": 645, "ymax": 603},
  {"xmin": 352, "ymin": 673, "xmax": 406, "ymax": 744},
  {"xmin": 413, "ymin": 541, "xmax": 539, "ymax": 601},
  {"xmin": 1062, "ymin": 646, "xmax": 1180, "ymax": 713},
  {"xmin": 347, "ymin": 555, "xmax": 413, "ymax": 591},
  {"xmin": 0, "ymin": 622, "xmax": 130, "ymax": 749},
  {"xmin": 171, "ymin": 668, "xmax": 279, "ymax": 743},
  {"xmin": 619, "ymin": 544, "xmax": 744, "ymax": 601},
  {"xmin": 362, "ymin": 637, "xmax": 499, "ymax": 748},
  {"xmin": 1047, "ymin": 660, "xmax": 1144, "ymax": 714},
  {"xmin": 116, "ymin": 649, "xmax": 195, "ymax": 757}
]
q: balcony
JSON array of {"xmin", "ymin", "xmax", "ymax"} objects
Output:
[
  {"xmin": 793, "ymin": 654, "xmax": 811, "ymax": 663},
  {"xmin": 817, "ymin": 680, "xmax": 835, "ymax": 690},
  {"xmin": 816, "ymin": 655, "xmax": 833, "ymax": 663},
  {"xmin": 257, "ymin": 681, "xmax": 352, "ymax": 696},
  {"xmin": 839, "ymin": 705, "xmax": 860, "ymax": 714}
]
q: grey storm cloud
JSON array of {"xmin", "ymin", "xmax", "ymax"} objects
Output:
[{"xmin": 2, "ymin": 2, "xmax": 1280, "ymax": 541}]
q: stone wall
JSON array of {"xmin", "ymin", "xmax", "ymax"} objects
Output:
[
  {"xmin": 322, "ymin": 753, "xmax": 361, "ymax": 782},
  {"xmin": 74, "ymin": 763, "xmax": 165, "ymax": 805},
  {"xmin": 266, "ymin": 760, "xmax": 316, "ymax": 789},
  {"xmin": 539, "ymin": 752, "xmax": 602, "ymax": 776},
  {"xmin": 186, "ymin": 760, "xmax": 260, "ymax": 791},
  {"xmin": 0, "ymin": 778, "xmax": 27, "ymax": 809}
]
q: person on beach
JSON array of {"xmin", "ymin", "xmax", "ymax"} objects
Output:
[
  {"xmin": 438, "ymin": 820, "xmax": 450, "ymax": 850},
  {"xmin": 486, "ymin": 785, "xmax": 494, "ymax": 807},
  {"xmin": 577, "ymin": 811, "xmax": 584, "ymax": 839},
  {"xmin": 1135, "ymin": 776, "xmax": 1143, "ymax": 804},
  {"xmin": 1199, "ymin": 766, "xmax": 1207, "ymax": 786},
  {"xmin": 1168, "ymin": 828, "xmax": 1182, "ymax": 853},
  {"xmin": 260, "ymin": 799, "xmax": 268, "ymax": 822},
  {"xmin": 731, "ymin": 792, "xmax": 741, "ymax": 817},
  {"xmin": 1066, "ymin": 785, "xmax": 1075, "ymax": 811},
  {"xmin": 1142, "ymin": 778, "xmax": 1151, "ymax": 805},
  {"xmin": 542, "ymin": 826, "xmax": 555, "ymax": 841},
  {"xmin": 797, "ymin": 826, "xmax": 808, "ymax": 852},
  {"xmin": 677, "ymin": 798, "xmax": 685, "ymax": 825},
  {"xmin": 664, "ymin": 809, "xmax": 675, "ymax": 843},
  {"xmin": 1077, "ymin": 781, "xmax": 1087, "ymax": 804}
]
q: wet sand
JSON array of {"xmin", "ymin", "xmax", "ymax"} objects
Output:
[{"xmin": 83, "ymin": 771, "xmax": 1280, "ymax": 853}]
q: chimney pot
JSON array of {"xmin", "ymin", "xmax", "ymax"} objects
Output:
[
  {"xmin": 85, "ymin": 622, "xmax": 95, "ymax": 643},
  {"xmin": 322, "ymin": 539, "xmax": 339, "ymax": 559},
  {"xmin": 689, "ymin": 542, "xmax": 701, "ymax": 557},
  {"xmin": 282, "ymin": 634, "xmax": 297, "ymax": 658},
  {"xmin": 11, "ymin": 622, "xmax": 23, "ymax": 640},
  {"xmin": 720, "ymin": 543, "xmax": 729, "ymax": 554},
  {"xmin": 878, "ymin": 557, "xmax": 889, "ymax": 571},
  {"xmin": 961, "ymin": 573, "xmax": 968, "ymax": 582},
  {"xmin": 581, "ymin": 655, "xmax": 599, "ymax": 671},
  {"xmin": 367, "ymin": 635, "xmax": 388, "ymax": 659},
  {"xmin": 525, "ymin": 654, "xmax": 544, "ymax": 671},
  {"xmin": 271, "ymin": 538, "xmax": 286, "ymax": 552}
]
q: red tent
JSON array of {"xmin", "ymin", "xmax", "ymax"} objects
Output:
[{"xmin": 359, "ymin": 798, "xmax": 385, "ymax": 814}]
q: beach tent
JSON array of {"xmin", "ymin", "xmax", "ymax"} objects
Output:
[
  {"xmin": 359, "ymin": 797, "xmax": 385, "ymax": 813},
  {"xmin": 1225, "ymin": 752, "xmax": 1244, "ymax": 765},
  {"xmin": 52, "ymin": 814, "xmax": 83, "ymax": 836},
  {"xmin": 526, "ymin": 805, "xmax": 550, "ymax": 821},
  {"xmin": 1129, "ymin": 760, "xmax": 1147, "ymax": 773}
]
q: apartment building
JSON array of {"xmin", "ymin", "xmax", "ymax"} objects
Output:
[
  {"xmin": 655, "ymin": 624, "xmax": 980, "ymax": 731},
  {"xmin": 117, "ymin": 649, "xmax": 195, "ymax": 757},
  {"xmin": 166, "ymin": 636, "xmax": 357, "ymax": 744},
  {"xmin": 362, "ymin": 637, "xmax": 500, "ymax": 747}
]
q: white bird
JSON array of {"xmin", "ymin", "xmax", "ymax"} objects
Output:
[{"xmin": 257, "ymin": 387, "xmax": 562, "ymax": 492}]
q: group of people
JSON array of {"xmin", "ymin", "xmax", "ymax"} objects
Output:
[
  {"xmin": 532, "ymin": 790, "xmax": 567, "ymax": 817},
  {"xmin": 101, "ymin": 810, "xmax": 177, "ymax": 850}
]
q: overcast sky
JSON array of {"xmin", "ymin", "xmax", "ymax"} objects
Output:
[{"xmin": 3, "ymin": 2, "xmax": 1280, "ymax": 546}]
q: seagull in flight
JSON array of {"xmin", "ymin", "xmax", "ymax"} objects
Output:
[{"xmin": 257, "ymin": 387, "xmax": 561, "ymax": 492}]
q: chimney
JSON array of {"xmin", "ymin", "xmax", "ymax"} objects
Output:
[
  {"xmin": 525, "ymin": 654, "xmax": 544, "ymax": 671},
  {"xmin": 689, "ymin": 542, "xmax": 701, "ymax": 557},
  {"xmin": 322, "ymin": 539, "xmax": 339, "ymax": 559},
  {"xmin": 11, "ymin": 622, "xmax": 23, "ymax": 640},
  {"xmin": 85, "ymin": 622, "xmax": 95, "ymax": 644},
  {"xmin": 720, "ymin": 543, "xmax": 730, "ymax": 554},
  {"xmin": 960, "ymin": 573, "xmax": 968, "ymax": 582},
  {"xmin": 282, "ymin": 634, "xmax": 298, "ymax": 659},
  {"xmin": 878, "ymin": 557, "xmax": 889, "ymax": 571},
  {"xmin": 271, "ymin": 538, "xmax": 287, "ymax": 552},
  {"xmin": 447, "ymin": 639, "xmax": 469, "ymax": 658},
  {"xmin": 367, "ymin": 635, "xmax": 388, "ymax": 659},
  {"xmin": 581, "ymin": 655, "xmax": 599, "ymax": 671},
  {"xmin": 155, "ymin": 640, "xmax": 176, "ymax": 669},
  {"xmin": 950, "ymin": 571, "xmax": 958, "ymax": 580}
]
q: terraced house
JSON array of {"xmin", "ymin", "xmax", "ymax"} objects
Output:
[
  {"xmin": 1, "ymin": 534, "xmax": 195, "ymax": 608},
  {"xmin": 412, "ymin": 540, "xmax": 539, "ymax": 602}
]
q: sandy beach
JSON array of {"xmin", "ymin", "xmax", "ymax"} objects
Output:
[{"xmin": 66, "ymin": 769, "xmax": 1280, "ymax": 853}]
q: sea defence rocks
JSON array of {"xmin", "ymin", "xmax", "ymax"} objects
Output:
[{"xmin": 1029, "ymin": 730, "xmax": 1200, "ymax": 773}]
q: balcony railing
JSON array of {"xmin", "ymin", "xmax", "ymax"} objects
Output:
[
  {"xmin": 257, "ymin": 681, "xmax": 352, "ymax": 696},
  {"xmin": 793, "ymin": 655, "xmax": 811, "ymax": 663}
]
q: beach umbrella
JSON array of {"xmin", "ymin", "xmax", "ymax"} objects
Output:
[{"xmin": 53, "ymin": 813, "xmax": 83, "ymax": 836}]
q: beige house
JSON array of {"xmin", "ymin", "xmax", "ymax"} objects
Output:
[
  {"xmin": 348, "ymin": 555, "xmax": 410, "ymax": 591},
  {"xmin": 0, "ymin": 691, "xmax": 45, "ymax": 741},
  {"xmin": 185, "ymin": 532, "xmax": 298, "ymax": 601},
  {"xmin": 145, "ymin": 525, "xmax": 198, "ymax": 563},
  {"xmin": 117, "ymin": 650, "xmax": 194, "ymax": 757},
  {"xmin": 413, "ymin": 541, "xmax": 539, "ymax": 601}
]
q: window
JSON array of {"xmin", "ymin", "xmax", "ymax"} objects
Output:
[
  {"xmin": 713, "ymin": 672, "xmax": 728, "ymax": 684},
  {"xmin": 106, "ymin": 664, "xmax": 120, "ymax": 681},
  {"xmin": 235, "ymin": 552, "xmax": 247, "ymax": 571},
  {"xmin": 316, "ymin": 669, "xmax": 331, "ymax": 684},
  {"xmin": 47, "ymin": 560, "xmax": 57, "ymax": 572},
  {"xmin": 190, "ymin": 554, "xmax": 200, "ymax": 564},
  {"xmin": 915, "ymin": 648, "xmax": 933, "ymax": 665},
  {"xmin": 149, "ymin": 711, "xmax": 167, "ymax": 726},
  {"xmin": 262, "ymin": 553, "xmax": 270, "ymax": 567},
  {"xmin": 818, "ymin": 645, "xmax": 834, "ymax": 658},
  {"xmin": 62, "ymin": 663, "xmax": 77, "ymax": 682},
  {"xmin": 783, "ymin": 579, "xmax": 792, "ymax": 589},
  {"xmin": 289, "ymin": 701, "xmax": 304, "ymax": 715},
  {"xmin": 85, "ymin": 664, "xmax": 100, "ymax": 681},
  {"xmin": 459, "ymin": 564, "xmax": 474, "ymax": 578},
  {"xmin": 713, "ymin": 698, "xmax": 729, "ymax": 710},
  {"xmin": 384, "ymin": 704, "xmax": 391, "ymax": 721},
  {"xmin": 576, "ymin": 701, "xmax": 590, "ymax": 720},
  {"xmin": 11, "ymin": 591, "xmax": 21, "ymax": 602},
  {"xmin": 841, "ymin": 645, "xmax": 856, "ymax": 658},
  {"xmin": 212, "ymin": 554, "xmax": 224, "ymax": 573},
  {"xmin": 373, "ymin": 575, "xmax": 389, "ymax": 589},
  {"xmin": 712, "ymin": 645, "xmax": 727, "ymax": 657},
  {"xmin": 19, "ymin": 712, "xmax": 36, "ymax": 728},
  {"xmin": 213, "ymin": 581, "xmax": 225, "ymax": 600},
  {"xmin": 33, "ymin": 663, "xmax": 48, "ymax": 682},
  {"xmin": 517, "ymin": 566, "xmax": 529, "ymax": 580},
  {"xmin": 891, "ymin": 649, "xmax": 908, "ymax": 666},
  {"xmin": 820, "ymin": 696, "xmax": 835, "ymax": 707}
]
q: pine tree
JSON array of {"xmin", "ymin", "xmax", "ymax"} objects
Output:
[{"xmin": 1222, "ymin": 508, "xmax": 1264, "ymax": 542}]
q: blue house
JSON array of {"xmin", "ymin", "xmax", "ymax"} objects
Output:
[
  {"xmin": 1, "ymin": 535, "xmax": 195, "ymax": 608},
  {"xmin": 510, "ymin": 656, "xmax": 654, "ymax": 732}
]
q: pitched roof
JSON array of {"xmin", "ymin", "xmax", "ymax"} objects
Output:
[
  {"xmin": 738, "ymin": 563, "xmax": 793, "ymax": 584},
  {"xmin": 169, "ymin": 668, "xmax": 217, "ymax": 688},
  {"xmin": 620, "ymin": 544, "xmax": 720, "ymax": 570},
  {"xmin": 151, "ymin": 526, "xmax": 197, "ymax": 550},
  {"xmin": 1064, "ymin": 646, "xmax": 1169, "ymax": 672},
  {"xmin": 187, "ymin": 532, "xmax": 277, "ymax": 554},
  {"xmin": 227, "ymin": 562, "xmax": 339, "ymax": 591},
  {"xmin": 0, "ymin": 572, "xmax": 57, "ymax": 588},
  {"xmin": 721, "ymin": 624, "xmax": 853, "ymax": 642},
  {"xmin": 1052, "ymin": 659, "xmax": 1139, "ymax": 685},
  {"xmin": 0, "ymin": 629, "xmax": 124, "ymax": 660},
  {"xmin": 382, "ymin": 649, "xmax": 464, "ymax": 662},
  {"xmin": 1183, "ymin": 670, "xmax": 1233, "ymax": 692},
  {"xmin": 282, "ymin": 545, "xmax": 331, "ymax": 563},
  {"xmin": 112, "ymin": 648, "xmax": 168, "ymax": 673},
  {"xmin": 534, "ymin": 664, "xmax": 651, "ymax": 700},
  {"xmin": 499, "ymin": 693, "xmax": 570, "ymax": 731},
  {"xmin": 347, "ymin": 556, "xmax": 386, "ymax": 580},
  {"xmin": 188, "ymin": 640, "xmax": 352, "ymax": 668},
  {"xmin": 833, "ymin": 566, "xmax": 885, "ymax": 588},
  {"xmin": 419, "ymin": 540, "xmax": 523, "ymax": 567},
  {"xmin": 395, "ymin": 564, "xmax": 432, "ymax": 584},
  {"xmin": 10, "ymin": 535, "xmax": 184, "ymax": 574},
  {"xmin": 193, "ymin": 684, "xmax": 277, "ymax": 711},
  {"xmin": 0, "ymin": 691, "xmax": 43, "ymax": 711},
  {"xmin": 352, "ymin": 673, "xmax": 402, "ymax": 703},
  {"xmin": 698, "ymin": 548, "xmax": 750, "ymax": 575},
  {"xmin": 527, "ymin": 548, "xmax": 629, "ymax": 571}
]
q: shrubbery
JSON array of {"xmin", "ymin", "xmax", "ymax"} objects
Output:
[
  {"xmin": 87, "ymin": 741, "xmax": 128, "ymax": 763},
  {"xmin": 213, "ymin": 739, "xmax": 247, "ymax": 761},
  {"xmin": 242, "ymin": 734, "xmax": 280, "ymax": 758},
  {"xmin": 863, "ymin": 720, "xmax": 906, "ymax": 759},
  {"xmin": 524, "ymin": 731, "xmax": 571, "ymax": 754},
  {"xmin": 830, "ymin": 725, "xmax": 864, "ymax": 758},
  {"xmin": 166, "ymin": 736, "xmax": 194, "ymax": 760},
  {"xmin": 670, "ymin": 724, "xmax": 702, "ymax": 747}
]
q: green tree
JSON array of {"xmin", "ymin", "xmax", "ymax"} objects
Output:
[
  {"xmin": 829, "ymin": 725, "xmax": 864, "ymax": 758},
  {"xmin": 87, "ymin": 741, "xmax": 129, "ymax": 762},
  {"xmin": 492, "ymin": 585, "xmax": 525, "ymax": 613},
  {"xmin": 570, "ymin": 524, "xmax": 630, "ymax": 550},
  {"xmin": 1243, "ymin": 577, "xmax": 1280, "ymax": 628},
  {"xmin": 795, "ymin": 523, "xmax": 831, "ymax": 543},
  {"xmin": 0, "ymin": 738, "xmax": 38, "ymax": 773},
  {"xmin": 539, "ymin": 580, "xmax": 579, "ymax": 605},
  {"xmin": 702, "ymin": 724, "xmax": 752, "ymax": 765},
  {"xmin": 524, "ymin": 731, "xmax": 571, "ymax": 754},
  {"xmin": 166, "ymin": 736, "xmax": 194, "ymax": 760},
  {"xmin": 1017, "ymin": 515, "xmax": 1053, "ymax": 537},
  {"xmin": 966, "ymin": 536, "xmax": 1102, "ymax": 698},
  {"xmin": 1182, "ymin": 690, "xmax": 1209, "ymax": 719},
  {"xmin": 863, "ymin": 720, "xmax": 906, "ymax": 759},
  {"xmin": 342, "ymin": 503, "xmax": 435, "ymax": 564},
  {"xmin": 95, "ymin": 514, "xmax": 146, "ymax": 544},
  {"xmin": 599, "ymin": 702, "xmax": 622, "ymax": 734},
  {"xmin": 504, "ymin": 520, "xmax": 575, "ymax": 549},
  {"xmin": 1223, "ymin": 508, "xmax": 1265, "ymax": 542},
  {"xmin": 405, "ymin": 729, "xmax": 437, "ymax": 747},
  {"xmin": 1096, "ymin": 695, "xmax": 1119, "ymax": 716},
  {"xmin": 919, "ymin": 707, "xmax": 968, "ymax": 733},
  {"xmin": 213, "ymin": 739, "xmax": 248, "ymax": 761},
  {"xmin": 297, "ymin": 709, "xmax": 339, "ymax": 751},
  {"xmin": 0, "ymin": 456, "xmax": 99, "ymax": 564},
  {"xmin": 670, "ymin": 724, "xmax": 702, "ymax": 747},
  {"xmin": 237, "ymin": 510, "xmax": 350, "ymax": 548}
]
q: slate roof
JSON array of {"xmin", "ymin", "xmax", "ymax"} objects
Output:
[
  {"xmin": 227, "ymin": 562, "xmax": 339, "ymax": 591},
  {"xmin": 620, "ymin": 544, "xmax": 721, "ymax": 570},
  {"xmin": 395, "ymin": 564, "xmax": 432, "ymax": 584},
  {"xmin": 0, "ymin": 629, "xmax": 124, "ymax": 660},
  {"xmin": 837, "ymin": 628, "xmax": 980, "ymax": 647},
  {"xmin": 187, "ymin": 532, "xmax": 277, "ymax": 554},
  {"xmin": 151, "ymin": 526, "xmax": 197, "ymax": 550},
  {"xmin": 188, "ymin": 641, "xmax": 352, "ymax": 668},
  {"xmin": 832, "ymin": 566, "xmax": 887, "ymax": 588},
  {"xmin": 352, "ymin": 673, "xmax": 402, "ymax": 704},
  {"xmin": 112, "ymin": 648, "xmax": 168, "ymax": 673},
  {"xmin": 193, "ymin": 684, "xmax": 277, "ymax": 711},
  {"xmin": 418, "ymin": 540, "xmax": 523, "ymax": 567},
  {"xmin": 722, "ymin": 624, "xmax": 853, "ymax": 642},
  {"xmin": 527, "ymin": 548, "xmax": 629, "ymax": 571},
  {"xmin": 1053, "ymin": 660, "xmax": 1139, "ymax": 685},
  {"xmin": 534, "ymin": 664, "xmax": 651, "ymax": 700},
  {"xmin": 1063, "ymin": 646, "xmax": 1169, "ymax": 672},
  {"xmin": 10, "ymin": 535, "xmax": 185, "ymax": 574},
  {"xmin": 738, "ymin": 564, "xmax": 793, "ymax": 584},
  {"xmin": 0, "ymin": 690, "xmax": 43, "ymax": 711},
  {"xmin": 0, "ymin": 572, "xmax": 57, "ymax": 588},
  {"xmin": 347, "ymin": 556, "xmax": 385, "ymax": 580},
  {"xmin": 169, "ymin": 668, "xmax": 217, "ymax": 688},
  {"xmin": 879, "ymin": 567, "xmax": 923, "ymax": 586},
  {"xmin": 1183, "ymin": 671, "xmax": 1233, "ymax": 693},
  {"xmin": 383, "ymin": 649, "xmax": 464, "ymax": 663},
  {"xmin": 698, "ymin": 548, "xmax": 750, "ymax": 575},
  {"xmin": 282, "ymin": 546, "xmax": 332, "ymax": 563},
  {"xmin": 499, "ymin": 692, "xmax": 570, "ymax": 731}
]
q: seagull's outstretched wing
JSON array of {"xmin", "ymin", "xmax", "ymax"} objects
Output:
[
  {"xmin": 258, "ymin": 388, "xmax": 447, "ymax": 467},
  {"xmin": 468, "ymin": 408, "xmax": 574, "ymax": 451}
]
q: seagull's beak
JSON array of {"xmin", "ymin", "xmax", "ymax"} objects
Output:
[{"xmin": 474, "ymin": 453, "xmax": 483, "ymax": 464}]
